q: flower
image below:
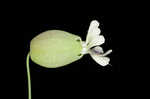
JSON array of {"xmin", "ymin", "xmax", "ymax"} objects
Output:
[{"xmin": 81, "ymin": 20, "xmax": 112, "ymax": 66}]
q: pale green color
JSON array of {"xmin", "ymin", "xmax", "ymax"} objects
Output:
[
  {"xmin": 26, "ymin": 53, "xmax": 31, "ymax": 99},
  {"xmin": 26, "ymin": 20, "xmax": 112, "ymax": 99},
  {"xmin": 30, "ymin": 30, "xmax": 83, "ymax": 68}
]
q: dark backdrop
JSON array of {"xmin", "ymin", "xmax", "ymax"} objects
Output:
[
  {"xmin": 23, "ymin": 15, "xmax": 120, "ymax": 72},
  {"xmin": 22, "ymin": 4, "xmax": 121, "ymax": 99}
]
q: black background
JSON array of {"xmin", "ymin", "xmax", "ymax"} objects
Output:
[
  {"xmin": 21, "ymin": 3, "xmax": 121, "ymax": 99},
  {"xmin": 5, "ymin": 1, "xmax": 148, "ymax": 99},
  {"xmin": 23, "ymin": 15, "xmax": 121, "ymax": 99},
  {"xmin": 23, "ymin": 16, "xmax": 120, "ymax": 72}
]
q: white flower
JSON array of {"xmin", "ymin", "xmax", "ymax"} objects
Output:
[{"xmin": 81, "ymin": 20, "xmax": 112, "ymax": 66}]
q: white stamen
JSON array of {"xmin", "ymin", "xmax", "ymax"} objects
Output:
[{"xmin": 102, "ymin": 50, "xmax": 112, "ymax": 56}]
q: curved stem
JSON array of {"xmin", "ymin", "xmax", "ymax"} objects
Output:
[{"xmin": 26, "ymin": 53, "xmax": 31, "ymax": 99}]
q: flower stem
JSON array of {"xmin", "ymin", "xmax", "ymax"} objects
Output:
[{"xmin": 26, "ymin": 53, "xmax": 31, "ymax": 99}]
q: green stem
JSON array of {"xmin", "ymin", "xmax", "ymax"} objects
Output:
[{"xmin": 26, "ymin": 53, "xmax": 31, "ymax": 99}]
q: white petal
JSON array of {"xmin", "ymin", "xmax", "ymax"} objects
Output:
[
  {"xmin": 88, "ymin": 20, "xmax": 100, "ymax": 34},
  {"xmin": 91, "ymin": 20, "xmax": 99, "ymax": 27},
  {"xmin": 86, "ymin": 20, "xmax": 101, "ymax": 44},
  {"xmin": 92, "ymin": 27, "xmax": 101, "ymax": 35},
  {"xmin": 92, "ymin": 46, "xmax": 104, "ymax": 54},
  {"xmin": 88, "ymin": 35, "xmax": 105, "ymax": 48},
  {"xmin": 90, "ymin": 53, "xmax": 110, "ymax": 66}
]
